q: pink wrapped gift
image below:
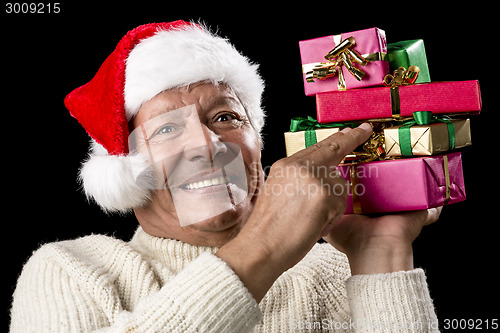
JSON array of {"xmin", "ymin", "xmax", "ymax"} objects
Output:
[
  {"xmin": 316, "ymin": 80, "xmax": 482, "ymax": 123},
  {"xmin": 337, "ymin": 152, "xmax": 465, "ymax": 214},
  {"xmin": 299, "ymin": 27, "xmax": 389, "ymax": 96}
]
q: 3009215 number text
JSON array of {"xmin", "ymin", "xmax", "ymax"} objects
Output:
[{"xmin": 5, "ymin": 3, "xmax": 60, "ymax": 14}]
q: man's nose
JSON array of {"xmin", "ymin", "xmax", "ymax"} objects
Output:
[{"xmin": 183, "ymin": 124, "xmax": 227, "ymax": 162}]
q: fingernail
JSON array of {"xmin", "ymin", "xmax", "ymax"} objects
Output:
[{"xmin": 358, "ymin": 123, "xmax": 373, "ymax": 131}]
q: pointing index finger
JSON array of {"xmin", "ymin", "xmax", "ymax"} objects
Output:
[{"xmin": 294, "ymin": 123, "xmax": 373, "ymax": 166}]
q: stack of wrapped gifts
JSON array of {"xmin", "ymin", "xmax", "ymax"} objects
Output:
[{"xmin": 284, "ymin": 27, "xmax": 481, "ymax": 214}]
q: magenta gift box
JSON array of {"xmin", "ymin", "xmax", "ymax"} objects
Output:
[
  {"xmin": 299, "ymin": 27, "xmax": 389, "ymax": 96},
  {"xmin": 337, "ymin": 152, "xmax": 466, "ymax": 214},
  {"xmin": 316, "ymin": 80, "xmax": 482, "ymax": 123}
]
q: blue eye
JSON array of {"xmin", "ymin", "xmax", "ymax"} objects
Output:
[{"xmin": 153, "ymin": 124, "xmax": 177, "ymax": 137}]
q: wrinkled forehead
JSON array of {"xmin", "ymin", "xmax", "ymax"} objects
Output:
[{"xmin": 132, "ymin": 82, "xmax": 244, "ymax": 126}]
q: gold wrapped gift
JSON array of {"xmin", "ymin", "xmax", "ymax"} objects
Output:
[
  {"xmin": 284, "ymin": 128, "xmax": 340, "ymax": 156},
  {"xmin": 384, "ymin": 119, "xmax": 471, "ymax": 156}
]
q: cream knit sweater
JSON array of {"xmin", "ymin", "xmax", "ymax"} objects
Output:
[{"xmin": 10, "ymin": 227, "xmax": 440, "ymax": 332}]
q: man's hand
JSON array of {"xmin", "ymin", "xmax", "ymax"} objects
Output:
[
  {"xmin": 216, "ymin": 124, "xmax": 373, "ymax": 302},
  {"xmin": 323, "ymin": 208, "xmax": 442, "ymax": 275}
]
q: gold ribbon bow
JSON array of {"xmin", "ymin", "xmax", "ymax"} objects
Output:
[
  {"xmin": 383, "ymin": 65, "xmax": 420, "ymax": 87},
  {"xmin": 344, "ymin": 123, "xmax": 389, "ymax": 164},
  {"xmin": 383, "ymin": 66, "xmax": 420, "ymax": 118},
  {"xmin": 304, "ymin": 36, "xmax": 372, "ymax": 90}
]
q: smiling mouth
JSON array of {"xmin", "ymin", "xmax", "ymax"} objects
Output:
[{"xmin": 180, "ymin": 175, "xmax": 231, "ymax": 190}]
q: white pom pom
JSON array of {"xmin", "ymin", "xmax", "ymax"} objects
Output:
[{"xmin": 79, "ymin": 150, "xmax": 155, "ymax": 213}]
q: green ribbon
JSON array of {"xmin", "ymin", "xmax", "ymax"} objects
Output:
[
  {"xmin": 398, "ymin": 111, "xmax": 456, "ymax": 156},
  {"xmin": 289, "ymin": 116, "xmax": 359, "ymax": 148}
]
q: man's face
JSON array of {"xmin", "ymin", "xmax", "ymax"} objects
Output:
[{"xmin": 130, "ymin": 83, "xmax": 264, "ymax": 246}]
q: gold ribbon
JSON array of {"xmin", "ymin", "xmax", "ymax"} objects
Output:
[
  {"xmin": 349, "ymin": 165, "xmax": 363, "ymax": 214},
  {"xmin": 443, "ymin": 155, "xmax": 451, "ymax": 205},
  {"xmin": 383, "ymin": 65, "xmax": 420, "ymax": 87},
  {"xmin": 383, "ymin": 66, "xmax": 420, "ymax": 117},
  {"xmin": 343, "ymin": 123, "xmax": 390, "ymax": 164},
  {"xmin": 303, "ymin": 35, "xmax": 386, "ymax": 91}
]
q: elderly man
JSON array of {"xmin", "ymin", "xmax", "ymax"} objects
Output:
[{"xmin": 10, "ymin": 21, "xmax": 441, "ymax": 332}]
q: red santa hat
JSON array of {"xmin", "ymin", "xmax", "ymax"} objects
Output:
[{"xmin": 65, "ymin": 20, "xmax": 265, "ymax": 213}]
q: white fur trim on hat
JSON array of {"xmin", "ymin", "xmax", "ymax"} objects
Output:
[
  {"xmin": 79, "ymin": 141, "xmax": 155, "ymax": 213},
  {"xmin": 124, "ymin": 24, "xmax": 266, "ymax": 134}
]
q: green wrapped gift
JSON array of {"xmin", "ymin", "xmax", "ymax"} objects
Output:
[{"xmin": 387, "ymin": 39, "xmax": 430, "ymax": 83}]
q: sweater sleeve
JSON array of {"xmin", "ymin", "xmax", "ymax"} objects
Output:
[
  {"xmin": 10, "ymin": 247, "xmax": 261, "ymax": 333},
  {"xmin": 345, "ymin": 269, "xmax": 440, "ymax": 333}
]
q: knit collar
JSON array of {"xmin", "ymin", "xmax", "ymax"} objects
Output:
[{"xmin": 129, "ymin": 227, "xmax": 219, "ymax": 273}]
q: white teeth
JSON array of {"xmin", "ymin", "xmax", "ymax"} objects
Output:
[{"xmin": 183, "ymin": 176, "xmax": 230, "ymax": 190}]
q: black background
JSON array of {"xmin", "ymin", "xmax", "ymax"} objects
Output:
[{"xmin": 1, "ymin": 1, "xmax": 498, "ymax": 331}]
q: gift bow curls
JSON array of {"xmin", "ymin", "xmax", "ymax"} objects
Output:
[
  {"xmin": 384, "ymin": 66, "xmax": 420, "ymax": 117},
  {"xmin": 383, "ymin": 66, "xmax": 420, "ymax": 87},
  {"xmin": 305, "ymin": 36, "xmax": 370, "ymax": 90}
]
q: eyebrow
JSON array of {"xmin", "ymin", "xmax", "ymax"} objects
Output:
[
  {"xmin": 144, "ymin": 104, "xmax": 189, "ymax": 122},
  {"xmin": 140, "ymin": 82, "xmax": 246, "ymax": 124},
  {"xmin": 148, "ymin": 95, "xmax": 242, "ymax": 121},
  {"xmin": 201, "ymin": 94, "xmax": 242, "ymax": 111}
]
